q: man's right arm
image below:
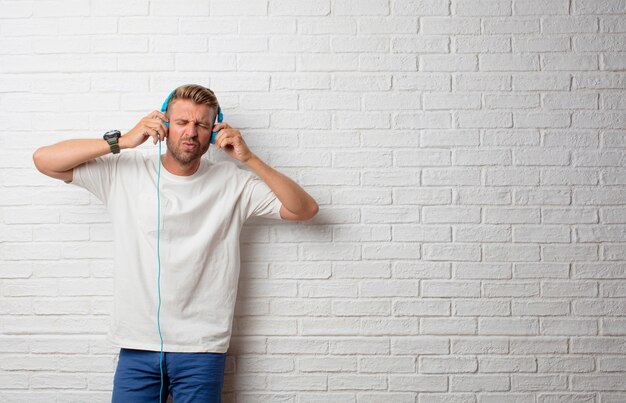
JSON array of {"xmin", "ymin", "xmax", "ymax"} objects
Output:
[
  {"xmin": 33, "ymin": 139, "xmax": 114, "ymax": 183},
  {"xmin": 32, "ymin": 110, "xmax": 169, "ymax": 183}
]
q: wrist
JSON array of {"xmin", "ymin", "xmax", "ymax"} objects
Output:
[
  {"xmin": 118, "ymin": 135, "xmax": 130, "ymax": 150},
  {"xmin": 244, "ymin": 152, "xmax": 260, "ymax": 166}
]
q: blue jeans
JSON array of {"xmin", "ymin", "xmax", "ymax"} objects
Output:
[{"xmin": 112, "ymin": 348, "xmax": 226, "ymax": 403}]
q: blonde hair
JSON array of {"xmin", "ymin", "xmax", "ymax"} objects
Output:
[{"xmin": 165, "ymin": 84, "xmax": 219, "ymax": 118}]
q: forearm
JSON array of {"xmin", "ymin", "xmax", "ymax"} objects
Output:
[
  {"xmin": 245, "ymin": 153, "xmax": 318, "ymax": 217},
  {"xmin": 33, "ymin": 138, "xmax": 111, "ymax": 176}
]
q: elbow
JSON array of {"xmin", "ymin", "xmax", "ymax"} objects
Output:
[
  {"xmin": 304, "ymin": 202, "xmax": 319, "ymax": 221},
  {"xmin": 32, "ymin": 147, "xmax": 45, "ymax": 173}
]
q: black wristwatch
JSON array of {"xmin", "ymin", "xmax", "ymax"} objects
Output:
[{"xmin": 103, "ymin": 130, "xmax": 121, "ymax": 154}]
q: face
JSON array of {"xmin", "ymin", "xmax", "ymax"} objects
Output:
[{"xmin": 165, "ymin": 99, "xmax": 216, "ymax": 166}]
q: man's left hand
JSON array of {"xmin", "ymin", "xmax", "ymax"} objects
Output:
[{"xmin": 213, "ymin": 123, "xmax": 253, "ymax": 163}]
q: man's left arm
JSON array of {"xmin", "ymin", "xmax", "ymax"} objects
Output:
[{"xmin": 213, "ymin": 123, "xmax": 319, "ymax": 222}]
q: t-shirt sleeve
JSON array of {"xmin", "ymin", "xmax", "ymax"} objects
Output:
[
  {"xmin": 241, "ymin": 171, "xmax": 283, "ymax": 221},
  {"xmin": 70, "ymin": 153, "xmax": 119, "ymax": 205}
]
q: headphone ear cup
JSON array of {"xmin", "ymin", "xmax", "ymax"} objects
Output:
[{"xmin": 211, "ymin": 106, "xmax": 223, "ymax": 145}]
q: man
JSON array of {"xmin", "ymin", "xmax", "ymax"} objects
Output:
[{"xmin": 32, "ymin": 84, "xmax": 319, "ymax": 402}]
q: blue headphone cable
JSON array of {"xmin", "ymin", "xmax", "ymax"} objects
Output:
[{"xmin": 157, "ymin": 140, "xmax": 165, "ymax": 402}]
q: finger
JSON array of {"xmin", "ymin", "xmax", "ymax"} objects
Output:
[
  {"xmin": 153, "ymin": 121, "xmax": 168, "ymax": 141},
  {"xmin": 150, "ymin": 126, "xmax": 163, "ymax": 143}
]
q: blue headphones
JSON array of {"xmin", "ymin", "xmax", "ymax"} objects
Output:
[{"xmin": 160, "ymin": 89, "xmax": 224, "ymax": 144}]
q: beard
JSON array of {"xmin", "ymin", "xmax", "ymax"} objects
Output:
[{"xmin": 166, "ymin": 136, "xmax": 210, "ymax": 166}]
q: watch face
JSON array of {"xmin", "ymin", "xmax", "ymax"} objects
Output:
[{"xmin": 103, "ymin": 130, "xmax": 121, "ymax": 140}]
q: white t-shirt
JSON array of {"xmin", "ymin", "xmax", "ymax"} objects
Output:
[{"xmin": 71, "ymin": 150, "xmax": 283, "ymax": 353}]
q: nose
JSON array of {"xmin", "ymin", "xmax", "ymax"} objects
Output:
[{"xmin": 183, "ymin": 123, "xmax": 198, "ymax": 138}]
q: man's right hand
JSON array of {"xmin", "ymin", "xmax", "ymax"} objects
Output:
[{"xmin": 120, "ymin": 111, "xmax": 169, "ymax": 149}]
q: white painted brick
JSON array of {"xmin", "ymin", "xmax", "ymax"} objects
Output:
[
  {"xmin": 393, "ymin": 261, "xmax": 451, "ymax": 279},
  {"xmin": 393, "ymin": 225, "xmax": 450, "ymax": 242},
  {"xmin": 395, "ymin": 111, "xmax": 451, "ymax": 128},
  {"xmin": 360, "ymin": 54, "xmax": 417, "ymax": 71},
  {"xmin": 393, "ymin": 299, "xmax": 450, "ymax": 316},
  {"xmin": 513, "ymin": 36, "xmax": 570, "ymax": 52},
  {"xmin": 333, "ymin": 262, "xmax": 390, "ymax": 278},
  {"xmin": 480, "ymin": 394, "xmax": 535, "ymax": 403},
  {"xmin": 452, "ymin": 337, "xmax": 509, "ymax": 354},
  {"xmin": 454, "ymin": 299, "xmax": 511, "ymax": 316},
  {"xmin": 602, "ymin": 92, "xmax": 626, "ymax": 109},
  {"xmin": 210, "ymin": 0, "xmax": 267, "ymax": 16},
  {"xmin": 514, "ymin": 73, "xmax": 571, "ymax": 90},
  {"xmin": 394, "ymin": 35, "xmax": 449, "ymax": 53},
  {"xmin": 455, "ymin": 111, "xmax": 513, "ymax": 128},
  {"xmin": 512, "ymin": 375, "xmax": 567, "ymax": 391},
  {"xmin": 360, "ymin": 280, "xmax": 419, "ymax": 297},
  {"xmin": 453, "ymin": 150, "xmax": 511, "ymax": 165},
  {"xmin": 421, "ymin": 55, "xmax": 478, "ymax": 72},
  {"xmin": 334, "ymin": 0, "xmax": 389, "ymax": 15},
  {"xmin": 422, "ymin": 206, "xmax": 480, "ymax": 224},
  {"xmin": 363, "ymin": 91, "xmax": 420, "ymax": 110},
  {"xmin": 421, "ymin": 318, "xmax": 477, "ymax": 335},
  {"xmin": 239, "ymin": 17, "xmax": 296, "ymax": 34},
  {"xmin": 298, "ymin": 18, "xmax": 356, "ymax": 34},
  {"xmin": 540, "ymin": 319, "xmax": 598, "ymax": 335},
  {"xmin": 571, "ymin": 375, "xmax": 626, "ymax": 391},
  {"xmin": 456, "ymin": 35, "xmax": 511, "ymax": 53},
  {"xmin": 454, "ymin": 262, "xmax": 511, "ymax": 279},
  {"xmin": 479, "ymin": 318, "xmax": 539, "ymax": 335},
  {"xmin": 483, "ymin": 244, "xmax": 540, "ymax": 262},
  {"xmin": 514, "ymin": 0, "xmax": 569, "ymax": 15},
  {"xmin": 480, "ymin": 54, "xmax": 539, "ymax": 71},
  {"xmin": 542, "ymin": 54, "xmax": 599, "ymax": 71},
  {"xmin": 602, "ymin": 53, "xmax": 626, "ymax": 70},
  {"xmin": 332, "ymin": 337, "xmax": 389, "ymax": 355},
  {"xmin": 334, "ymin": 299, "xmax": 390, "ymax": 316},
  {"xmin": 269, "ymin": 0, "xmax": 329, "ymax": 16},
  {"xmin": 397, "ymin": 149, "xmax": 451, "ymax": 167},
  {"xmin": 455, "ymin": 188, "xmax": 511, "ymax": 205},
  {"xmin": 360, "ymin": 356, "xmax": 415, "ymax": 373},
  {"xmin": 359, "ymin": 17, "xmax": 418, "ymax": 34},
  {"xmin": 573, "ymin": 0, "xmax": 626, "ymax": 14},
  {"xmin": 331, "ymin": 74, "xmax": 391, "ymax": 91},
  {"xmin": 299, "ymin": 356, "xmax": 356, "ymax": 372},
  {"xmin": 542, "ymin": 16, "xmax": 599, "ymax": 33},
  {"xmin": 599, "ymin": 355, "xmax": 626, "ymax": 371},
  {"xmin": 394, "ymin": 187, "xmax": 452, "ymax": 205},
  {"xmin": 483, "ymin": 281, "xmax": 539, "ymax": 297},
  {"xmin": 485, "ymin": 168, "xmax": 539, "ymax": 186},
  {"xmin": 271, "ymin": 36, "xmax": 330, "ymax": 53},
  {"xmin": 422, "ymin": 280, "xmax": 481, "ymax": 297},
  {"xmin": 332, "ymin": 37, "xmax": 389, "ymax": 53},
  {"xmin": 421, "ymin": 17, "xmax": 480, "ymax": 34},
  {"xmin": 602, "ymin": 15, "xmax": 626, "ymax": 32},
  {"xmin": 424, "ymin": 93, "xmax": 481, "ymax": 110},
  {"xmin": 537, "ymin": 356, "xmax": 595, "ymax": 373},
  {"xmin": 509, "ymin": 337, "xmax": 568, "ymax": 354},
  {"xmin": 267, "ymin": 374, "xmax": 327, "ymax": 391},
  {"xmin": 483, "ymin": 17, "xmax": 540, "ymax": 34},
  {"xmin": 389, "ymin": 375, "xmax": 448, "ymax": 392},
  {"xmin": 450, "ymin": 375, "xmax": 510, "ymax": 392},
  {"xmin": 396, "ymin": 73, "xmax": 451, "ymax": 90},
  {"xmin": 420, "ymin": 356, "xmax": 477, "ymax": 373},
  {"xmin": 455, "ymin": 0, "xmax": 512, "ymax": 16},
  {"xmin": 512, "ymin": 300, "xmax": 569, "ymax": 316},
  {"xmin": 479, "ymin": 356, "xmax": 536, "ymax": 373},
  {"xmin": 394, "ymin": 0, "xmax": 449, "ymax": 15}
]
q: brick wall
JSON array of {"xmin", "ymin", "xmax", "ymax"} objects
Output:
[{"xmin": 1, "ymin": 0, "xmax": 625, "ymax": 402}]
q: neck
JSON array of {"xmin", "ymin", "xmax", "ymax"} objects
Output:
[{"xmin": 161, "ymin": 153, "xmax": 201, "ymax": 176}]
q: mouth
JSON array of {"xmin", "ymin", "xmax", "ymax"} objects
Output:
[{"xmin": 182, "ymin": 141, "xmax": 199, "ymax": 151}]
